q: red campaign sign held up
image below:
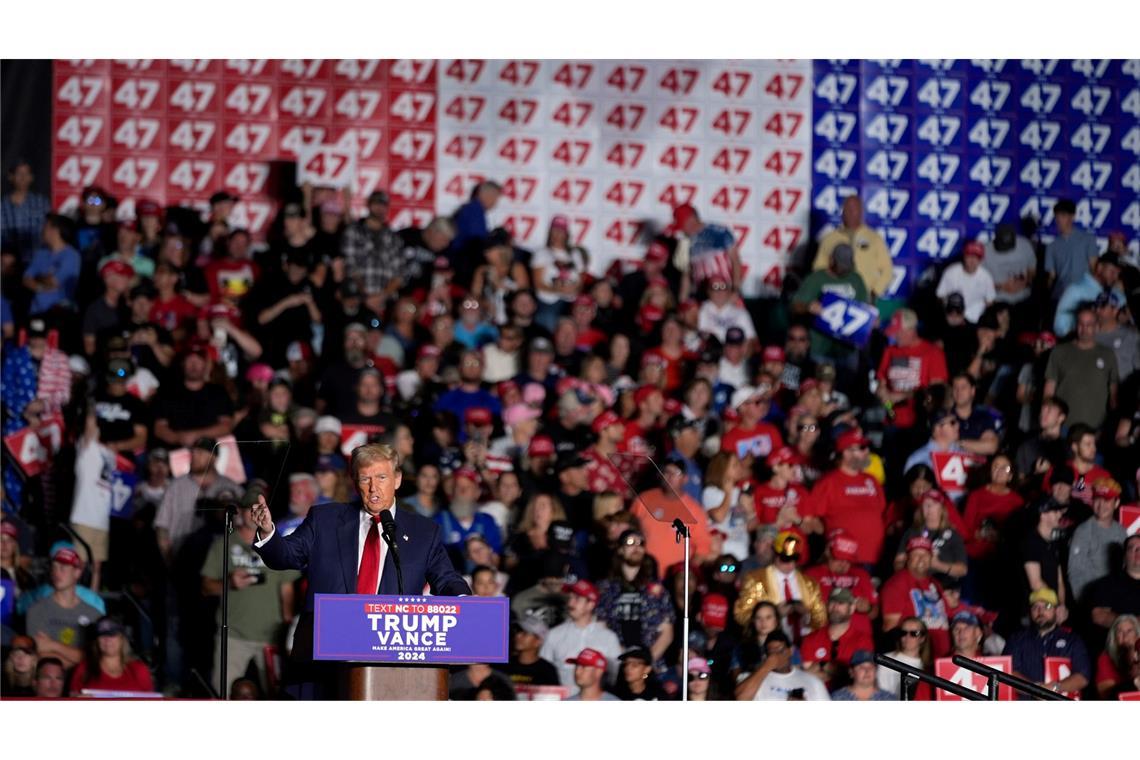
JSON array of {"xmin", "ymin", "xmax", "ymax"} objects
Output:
[
  {"xmin": 2, "ymin": 415, "xmax": 65, "ymax": 478},
  {"xmin": 1043, "ymin": 656, "xmax": 1081, "ymax": 700},
  {"xmin": 933, "ymin": 656, "xmax": 1015, "ymax": 701},
  {"xmin": 1120, "ymin": 505, "xmax": 1140, "ymax": 536},
  {"xmin": 340, "ymin": 425, "xmax": 385, "ymax": 458},
  {"xmin": 931, "ymin": 451, "xmax": 987, "ymax": 499}
]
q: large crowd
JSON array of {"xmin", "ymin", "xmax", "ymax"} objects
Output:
[{"xmin": 1, "ymin": 157, "xmax": 1138, "ymax": 701}]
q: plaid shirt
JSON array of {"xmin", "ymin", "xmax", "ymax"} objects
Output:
[
  {"xmin": 341, "ymin": 218, "xmax": 402, "ymax": 295},
  {"xmin": 1, "ymin": 192, "xmax": 51, "ymax": 261}
]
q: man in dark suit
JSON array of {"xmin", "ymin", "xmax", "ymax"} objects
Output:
[{"xmin": 251, "ymin": 442, "xmax": 470, "ymax": 698}]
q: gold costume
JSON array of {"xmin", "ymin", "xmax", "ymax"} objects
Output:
[{"xmin": 733, "ymin": 565, "xmax": 827, "ymax": 630}]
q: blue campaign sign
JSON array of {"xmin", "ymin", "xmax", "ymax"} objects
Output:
[
  {"xmin": 813, "ymin": 292, "xmax": 880, "ymax": 347},
  {"xmin": 109, "ymin": 469, "xmax": 137, "ymax": 519},
  {"xmin": 1, "ymin": 578, "xmax": 15, "ymax": 625},
  {"xmin": 313, "ymin": 594, "xmax": 509, "ymax": 664}
]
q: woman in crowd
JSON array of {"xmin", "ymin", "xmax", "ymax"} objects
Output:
[
  {"xmin": 68, "ymin": 616, "xmax": 154, "ymax": 695},
  {"xmin": 1095, "ymin": 614, "xmax": 1139, "ymax": 700},
  {"xmin": 894, "ymin": 489, "xmax": 969, "ymax": 586},
  {"xmin": 876, "ymin": 616, "xmax": 932, "ymax": 700}
]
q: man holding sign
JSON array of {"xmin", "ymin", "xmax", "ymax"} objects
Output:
[
  {"xmin": 792, "ymin": 243, "xmax": 868, "ymax": 386},
  {"xmin": 1003, "ymin": 588, "xmax": 1091, "ymax": 697},
  {"xmin": 251, "ymin": 443, "xmax": 470, "ymax": 695}
]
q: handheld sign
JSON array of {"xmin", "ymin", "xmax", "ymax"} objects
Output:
[
  {"xmin": 313, "ymin": 594, "xmax": 509, "ymax": 664},
  {"xmin": 340, "ymin": 424, "xmax": 385, "ymax": 457},
  {"xmin": 2, "ymin": 414, "xmax": 65, "ymax": 478},
  {"xmin": 813, "ymin": 292, "xmax": 879, "ymax": 347},
  {"xmin": 1120, "ymin": 505, "xmax": 1140, "ymax": 536},
  {"xmin": 1043, "ymin": 656, "xmax": 1081, "ymax": 700},
  {"xmin": 931, "ymin": 450, "xmax": 986, "ymax": 500},
  {"xmin": 934, "ymin": 656, "xmax": 1015, "ymax": 701}
]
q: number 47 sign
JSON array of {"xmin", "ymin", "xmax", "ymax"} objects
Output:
[
  {"xmin": 813, "ymin": 292, "xmax": 879, "ymax": 347},
  {"xmin": 296, "ymin": 144, "xmax": 357, "ymax": 189}
]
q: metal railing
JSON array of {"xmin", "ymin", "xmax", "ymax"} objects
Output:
[
  {"xmin": 951, "ymin": 655, "xmax": 1071, "ymax": 701},
  {"xmin": 875, "ymin": 654, "xmax": 986, "ymax": 700}
]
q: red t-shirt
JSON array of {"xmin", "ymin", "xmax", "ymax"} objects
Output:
[
  {"xmin": 753, "ymin": 480, "xmax": 811, "ymax": 525},
  {"xmin": 1095, "ymin": 651, "xmax": 1126, "ymax": 692},
  {"xmin": 877, "ymin": 340, "xmax": 948, "ymax": 428},
  {"xmin": 806, "ymin": 469, "xmax": 887, "ymax": 565},
  {"xmin": 880, "ymin": 569, "xmax": 950, "ymax": 657},
  {"xmin": 1043, "ymin": 463, "xmax": 1113, "ymax": 507},
  {"xmin": 642, "ymin": 346, "xmax": 686, "ymax": 393},
  {"xmin": 721, "ymin": 422, "xmax": 784, "ymax": 460},
  {"xmin": 962, "ymin": 486, "xmax": 1024, "ymax": 559},
  {"xmin": 150, "ymin": 294, "xmax": 199, "ymax": 335},
  {"xmin": 805, "ymin": 562, "xmax": 879, "ymax": 607},
  {"xmin": 800, "ymin": 622, "xmax": 875, "ymax": 686},
  {"xmin": 69, "ymin": 659, "xmax": 154, "ymax": 695}
]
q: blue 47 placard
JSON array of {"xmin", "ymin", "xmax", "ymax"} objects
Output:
[{"xmin": 813, "ymin": 292, "xmax": 880, "ymax": 347}]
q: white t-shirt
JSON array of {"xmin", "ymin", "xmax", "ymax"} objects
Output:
[
  {"xmin": 531, "ymin": 246, "xmax": 587, "ymax": 304},
  {"xmin": 698, "ymin": 300, "xmax": 757, "ymax": 344},
  {"xmin": 702, "ymin": 485, "xmax": 749, "ymax": 560},
  {"xmin": 936, "ymin": 263, "xmax": 996, "ymax": 323},
  {"xmin": 875, "ymin": 650, "xmax": 923, "ymax": 697},
  {"xmin": 752, "ymin": 667, "xmax": 831, "ymax": 700},
  {"xmin": 70, "ymin": 438, "xmax": 115, "ymax": 531}
]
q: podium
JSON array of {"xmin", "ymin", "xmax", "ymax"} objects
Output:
[
  {"xmin": 313, "ymin": 593, "xmax": 509, "ymax": 701},
  {"xmin": 343, "ymin": 664, "xmax": 449, "ymax": 700}
]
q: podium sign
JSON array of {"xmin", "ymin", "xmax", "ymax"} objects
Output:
[{"xmin": 313, "ymin": 594, "xmax": 508, "ymax": 664}]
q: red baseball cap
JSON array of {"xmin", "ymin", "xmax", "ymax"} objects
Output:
[
  {"xmin": 700, "ymin": 593, "xmax": 729, "ymax": 629},
  {"xmin": 766, "ymin": 446, "xmax": 798, "ymax": 468},
  {"xmin": 497, "ymin": 379, "xmax": 520, "ymax": 398},
  {"xmin": 99, "ymin": 259, "xmax": 135, "ymax": 279},
  {"xmin": 828, "ymin": 530, "xmax": 860, "ymax": 562},
  {"xmin": 799, "ymin": 378, "xmax": 820, "ymax": 395},
  {"xmin": 592, "ymin": 409, "xmax": 623, "ymax": 434},
  {"xmin": 835, "ymin": 430, "xmax": 871, "ymax": 453},
  {"xmin": 136, "ymin": 199, "xmax": 162, "ymax": 217},
  {"xmin": 646, "ymin": 241, "xmax": 669, "ymax": 263},
  {"xmin": 550, "ymin": 214, "xmax": 570, "ymax": 231},
  {"xmin": 761, "ymin": 346, "xmax": 786, "ymax": 363},
  {"xmin": 906, "ymin": 536, "xmax": 934, "ymax": 554},
  {"xmin": 921, "ymin": 488, "xmax": 953, "ymax": 510},
  {"xmin": 528, "ymin": 435, "xmax": 555, "ymax": 457},
  {"xmin": 1037, "ymin": 331, "xmax": 1057, "ymax": 348},
  {"xmin": 634, "ymin": 385, "xmax": 662, "ymax": 407},
  {"xmin": 417, "ymin": 344, "xmax": 442, "ymax": 361},
  {"xmin": 52, "ymin": 545, "xmax": 84, "ymax": 568},
  {"xmin": 566, "ymin": 647, "xmax": 607, "ymax": 669},
  {"xmin": 963, "ymin": 240, "xmax": 985, "ymax": 259},
  {"xmin": 1092, "ymin": 479, "xmax": 1122, "ymax": 500},
  {"xmin": 1, "ymin": 521, "xmax": 19, "ymax": 539},
  {"xmin": 573, "ymin": 294, "xmax": 595, "ymax": 310},
  {"xmin": 672, "ymin": 204, "xmax": 698, "ymax": 229},
  {"xmin": 464, "ymin": 407, "xmax": 493, "ymax": 426},
  {"xmin": 563, "ymin": 579, "xmax": 599, "ymax": 604},
  {"xmin": 453, "ymin": 467, "xmax": 481, "ymax": 484}
]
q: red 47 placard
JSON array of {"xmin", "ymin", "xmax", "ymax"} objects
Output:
[{"xmin": 934, "ymin": 656, "xmax": 1015, "ymax": 701}]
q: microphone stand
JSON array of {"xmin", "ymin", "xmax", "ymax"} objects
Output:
[{"xmin": 197, "ymin": 498, "xmax": 240, "ymax": 700}]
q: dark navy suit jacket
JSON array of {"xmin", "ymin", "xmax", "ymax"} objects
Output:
[{"xmin": 255, "ymin": 501, "xmax": 471, "ymax": 610}]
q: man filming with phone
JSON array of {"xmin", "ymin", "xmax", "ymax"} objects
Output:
[{"xmin": 201, "ymin": 492, "xmax": 300, "ymax": 697}]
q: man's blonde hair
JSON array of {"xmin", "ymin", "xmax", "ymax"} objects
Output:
[{"xmin": 350, "ymin": 443, "xmax": 400, "ymax": 481}]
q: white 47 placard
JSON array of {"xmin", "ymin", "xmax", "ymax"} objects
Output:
[{"xmin": 296, "ymin": 144, "xmax": 357, "ymax": 189}]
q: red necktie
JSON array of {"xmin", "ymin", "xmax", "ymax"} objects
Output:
[
  {"xmin": 356, "ymin": 515, "xmax": 382, "ymax": 595},
  {"xmin": 784, "ymin": 575, "xmax": 803, "ymax": 645}
]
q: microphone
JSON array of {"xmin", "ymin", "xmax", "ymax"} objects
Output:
[{"xmin": 379, "ymin": 509, "xmax": 404, "ymax": 595}]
